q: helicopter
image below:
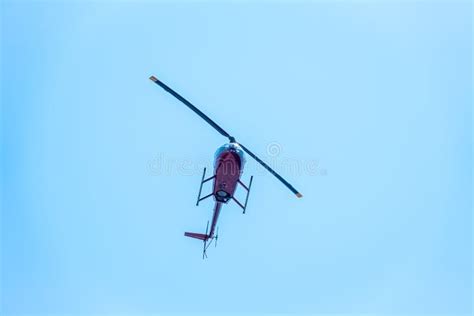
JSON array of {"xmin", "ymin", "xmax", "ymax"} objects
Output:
[{"xmin": 149, "ymin": 75, "xmax": 302, "ymax": 258}]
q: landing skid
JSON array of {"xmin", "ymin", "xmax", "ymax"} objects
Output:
[
  {"xmin": 234, "ymin": 176, "xmax": 253, "ymax": 214},
  {"xmin": 196, "ymin": 168, "xmax": 215, "ymax": 206}
]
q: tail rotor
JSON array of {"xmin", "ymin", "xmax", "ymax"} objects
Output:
[{"xmin": 202, "ymin": 221, "xmax": 209, "ymax": 259}]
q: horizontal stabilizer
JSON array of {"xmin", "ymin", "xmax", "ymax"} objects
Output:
[{"xmin": 184, "ymin": 232, "xmax": 209, "ymax": 241}]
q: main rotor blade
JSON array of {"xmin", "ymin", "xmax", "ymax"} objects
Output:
[
  {"xmin": 238, "ymin": 143, "xmax": 303, "ymax": 198},
  {"xmin": 149, "ymin": 75, "xmax": 232, "ymax": 140}
]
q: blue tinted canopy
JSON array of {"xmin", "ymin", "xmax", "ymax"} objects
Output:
[{"xmin": 214, "ymin": 143, "xmax": 246, "ymax": 165}]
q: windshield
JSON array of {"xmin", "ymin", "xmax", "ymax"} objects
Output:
[{"xmin": 214, "ymin": 143, "xmax": 246, "ymax": 165}]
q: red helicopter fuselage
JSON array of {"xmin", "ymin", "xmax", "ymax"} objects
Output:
[
  {"xmin": 185, "ymin": 143, "xmax": 252, "ymax": 250},
  {"xmin": 208, "ymin": 143, "xmax": 244, "ymax": 238}
]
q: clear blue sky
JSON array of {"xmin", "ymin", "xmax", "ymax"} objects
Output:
[{"xmin": 1, "ymin": 1, "xmax": 471, "ymax": 315}]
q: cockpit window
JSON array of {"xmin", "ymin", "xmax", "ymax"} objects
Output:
[{"xmin": 214, "ymin": 143, "xmax": 246, "ymax": 166}]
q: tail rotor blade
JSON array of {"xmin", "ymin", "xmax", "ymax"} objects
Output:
[
  {"xmin": 149, "ymin": 75, "xmax": 234, "ymax": 141},
  {"xmin": 238, "ymin": 143, "xmax": 303, "ymax": 198},
  {"xmin": 202, "ymin": 221, "xmax": 210, "ymax": 259},
  {"xmin": 202, "ymin": 241, "xmax": 207, "ymax": 259}
]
